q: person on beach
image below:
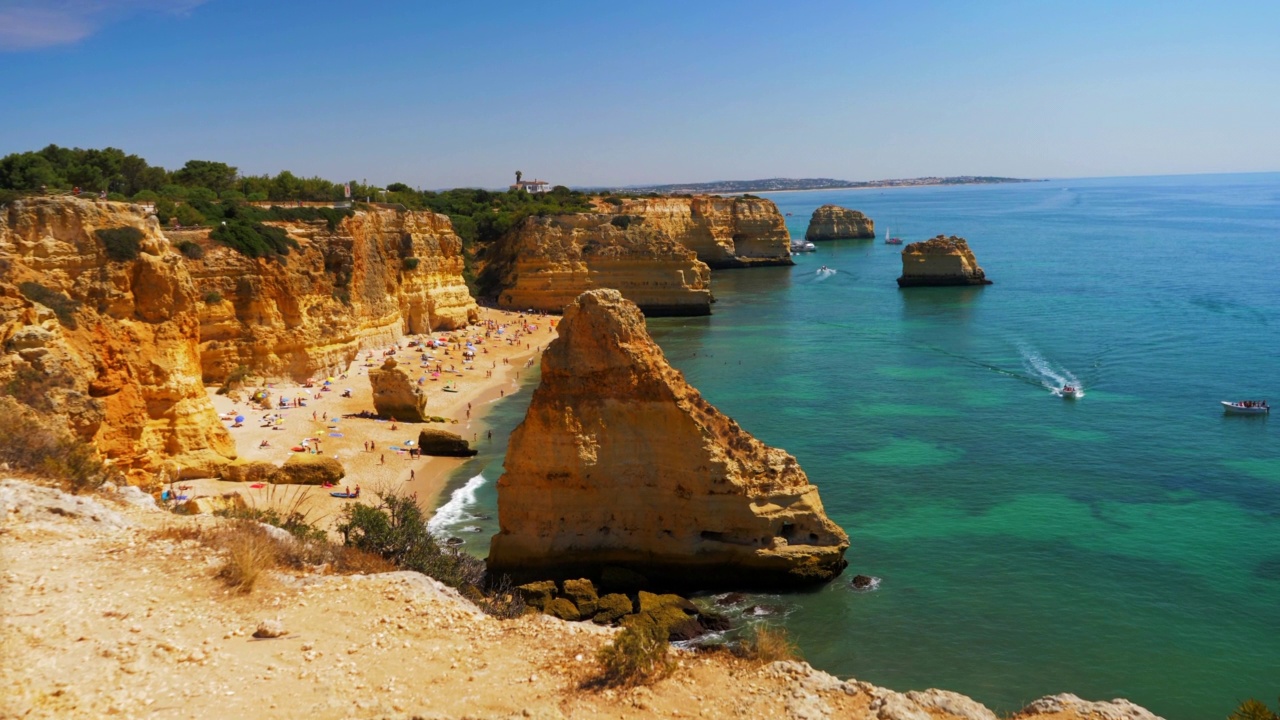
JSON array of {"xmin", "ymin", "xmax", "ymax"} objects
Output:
[{"xmin": 380, "ymin": 454, "xmax": 385, "ymax": 465}]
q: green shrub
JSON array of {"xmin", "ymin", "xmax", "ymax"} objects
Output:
[
  {"xmin": 211, "ymin": 219, "xmax": 298, "ymax": 259},
  {"xmin": 610, "ymin": 215, "xmax": 637, "ymax": 229},
  {"xmin": 336, "ymin": 492, "xmax": 486, "ymax": 591},
  {"xmin": 591, "ymin": 622, "xmax": 673, "ymax": 688},
  {"xmin": 176, "ymin": 240, "xmax": 205, "ymax": 259},
  {"xmin": 95, "ymin": 226, "xmax": 144, "ymax": 261},
  {"xmin": 17, "ymin": 281, "xmax": 78, "ymax": 327},
  {"xmin": 603, "ymin": 196, "xmax": 624, "ymax": 207},
  {"xmin": 402, "ymin": 257, "xmax": 420, "ymax": 270},
  {"xmin": 1231, "ymin": 698, "xmax": 1280, "ymax": 720},
  {"xmin": 204, "ymin": 290, "xmax": 223, "ymax": 304}
]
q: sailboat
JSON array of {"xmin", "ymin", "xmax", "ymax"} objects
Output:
[{"xmin": 884, "ymin": 225, "xmax": 903, "ymax": 245}]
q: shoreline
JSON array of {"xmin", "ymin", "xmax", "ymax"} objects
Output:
[{"xmin": 189, "ymin": 307, "xmax": 556, "ymax": 533}]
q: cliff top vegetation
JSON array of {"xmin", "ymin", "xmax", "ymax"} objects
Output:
[{"xmin": 0, "ymin": 145, "xmax": 595, "ymax": 246}]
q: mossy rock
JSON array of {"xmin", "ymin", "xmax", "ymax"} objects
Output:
[
  {"xmin": 544, "ymin": 597, "xmax": 581, "ymax": 621},
  {"xmin": 561, "ymin": 578, "xmax": 599, "ymax": 616},
  {"xmin": 621, "ymin": 605, "xmax": 695, "ymax": 641},
  {"xmin": 516, "ymin": 580, "xmax": 557, "ymax": 611},
  {"xmin": 592, "ymin": 593, "xmax": 633, "ymax": 624},
  {"xmin": 637, "ymin": 591, "xmax": 697, "ymax": 615}
]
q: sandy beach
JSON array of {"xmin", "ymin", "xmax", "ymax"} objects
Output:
[{"xmin": 181, "ymin": 306, "xmax": 556, "ymax": 532}]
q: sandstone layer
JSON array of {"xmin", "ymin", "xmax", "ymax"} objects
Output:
[
  {"xmin": 0, "ymin": 197, "xmax": 236, "ymax": 483},
  {"xmin": 897, "ymin": 235, "xmax": 994, "ymax": 287},
  {"xmin": 805, "ymin": 204, "xmax": 875, "ymax": 240},
  {"xmin": 368, "ymin": 357, "xmax": 429, "ymax": 421},
  {"xmin": 598, "ymin": 195, "xmax": 794, "ymax": 268},
  {"xmin": 488, "ymin": 289, "xmax": 849, "ymax": 589},
  {"xmin": 191, "ymin": 207, "xmax": 477, "ymax": 381},
  {"xmin": 484, "ymin": 215, "xmax": 711, "ymax": 316}
]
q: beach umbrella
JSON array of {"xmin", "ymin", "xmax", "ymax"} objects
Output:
[
  {"xmin": 323, "ymin": 380, "xmax": 332, "ymax": 385},
  {"xmin": 234, "ymin": 415, "xmax": 244, "ymax": 423}
]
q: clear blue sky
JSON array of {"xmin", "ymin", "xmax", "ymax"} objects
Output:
[{"xmin": 2, "ymin": 0, "xmax": 1277, "ymax": 188}]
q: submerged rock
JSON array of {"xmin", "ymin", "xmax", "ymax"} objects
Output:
[
  {"xmin": 897, "ymin": 235, "xmax": 993, "ymax": 287},
  {"xmin": 487, "ymin": 289, "xmax": 849, "ymax": 590},
  {"xmin": 805, "ymin": 205, "xmax": 875, "ymax": 240}
]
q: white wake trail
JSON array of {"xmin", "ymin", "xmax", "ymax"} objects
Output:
[
  {"xmin": 1020, "ymin": 345, "xmax": 1082, "ymax": 396},
  {"xmin": 427, "ymin": 473, "xmax": 486, "ymax": 535}
]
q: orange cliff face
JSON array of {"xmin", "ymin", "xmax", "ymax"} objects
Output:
[
  {"xmin": 601, "ymin": 195, "xmax": 794, "ymax": 269},
  {"xmin": 0, "ymin": 197, "xmax": 236, "ymax": 483},
  {"xmin": 483, "ymin": 214, "xmax": 712, "ymax": 316},
  {"xmin": 187, "ymin": 207, "xmax": 478, "ymax": 381},
  {"xmin": 488, "ymin": 289, "xmax": 848, "ymax": 590}
]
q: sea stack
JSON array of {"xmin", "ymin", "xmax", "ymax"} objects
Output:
[
  {"xmin": 896, "ymin": 235, "xmax": 993, "ymax": 287},
  {"xmin": 487, "ymin": 289, "xmax": 849, "ymax": 590},
  {"xmin": 368, "ymin": 357, "xmax": 429, "ymax": 421},
  {"xmin": 805, "ymin": 204, "xmax": 875, "ymax": 240}
]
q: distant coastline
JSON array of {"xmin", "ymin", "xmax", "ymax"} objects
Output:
[{"xmin": 606, "ymin": 176, "xmax": 1044, "ymax": 195}]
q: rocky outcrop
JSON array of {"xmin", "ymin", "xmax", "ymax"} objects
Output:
[
  {"xmin": 274, "ymin": 454, "xmax": 345, "ymax": 485},
  {"xmin": 0, "ymin": 197, "xmax": 236, "ymax": 483},
  {"xmin": 600, "ymin": 196, "xmax": 794, "ymax": 268},
  {"xmin": 897, "ymin": 235, "xmax": 993, "ymax": 287},
  {"xmin": 487, "ymin": 289, "xmax": 849, "ymax": 589},
  {"xmin": 484, "ymin": 215, "xmax": 711, "ymax": 316},
  {"xmin": 191, "ymin": 207, "xmax": 478, "ymax": 381},
  {"xmin": 416, "ymin": 428, "xmax": 477, "ymax": 457},
  {"xmin": 805, "ymin": 204, "xmax": 875, "ymax": 240},
  {"xmin": 368, "ymin": 357, "xmax": 429, "ymax": 421}
]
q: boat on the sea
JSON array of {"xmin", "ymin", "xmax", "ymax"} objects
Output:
[
  {"xmin": 791, "ymin": 239, "xmax": 816, "ymax": 253},
  {"xmin": 1222, "ymin": 400, "xmax": 1269, "ymax": 415},
  {"xmin": 884, "ymin": 226, "xmax": 903, "ymax": 245},
  {"xmin": 1060, "ymin": 385, "xmax": 1081, "ymax": 399}
]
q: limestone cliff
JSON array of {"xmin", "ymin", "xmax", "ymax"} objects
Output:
[
  {"xmin": 368, "ymin": 357, "xmax": 429, "ymax": 421},
  {"xmin": 190, "ymin": 207, "xmax": 477, "ymax": 381},
  {"xmin": 0, "ymin": 197, "xmax": 236, "ymax": 483},
  {"xmin": 484, "ymin": 215, "xmax": 711, "ymax": 316},
  {"xmin": 805, "ymin": 204, "xmax": 875, "ymax": 240},
  {"xmin": 897, "ymin": 235, "xmax": 993, "ymax": 287},
  {"xmin": 599, "ymin": 196, "xmax": 793, "ymax": 269},
  {"xmin": 488, "ymin": 289, "xmax": 849, "ymax": 589}
]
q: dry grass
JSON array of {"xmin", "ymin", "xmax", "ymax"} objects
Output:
[
  {"xmin": 149, "ymin": 523, "xmax": 208, "ymax": 543},
  {"xmin": 589, "ymin": 623, "xmax": 674, "ymax": 689},
  {"xmin": 737, "ymin": 623, "xmax": 801, "ymax": 663},
  {"xmin": 213, "ymin": 521, "xmax": 279, "ymax": 593}
]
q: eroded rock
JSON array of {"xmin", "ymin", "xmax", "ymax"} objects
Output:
[
  {"xmin": 897, "ymin": 235, "xmax": 993, "ymax": 287},
  {"xmin": 369, "ymin": 358, "xmax": 430, "ymax": 422},
  {"xmin": 487, "ymin": 289, "xmax": 849, "ymax": 589},
  {"xmin": 805, "ymin": 205, "xmax": 875, "ymax": 240}
]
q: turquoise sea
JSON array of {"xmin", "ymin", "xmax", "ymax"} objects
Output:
[{"xmin": 432, "ymin": 173, "xmax": 1280, "ymax": 719}]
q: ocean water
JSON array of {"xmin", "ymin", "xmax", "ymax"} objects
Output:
[{"xmin": 431, "ymin": 173, "xmax": 1280, "ymax": 719}]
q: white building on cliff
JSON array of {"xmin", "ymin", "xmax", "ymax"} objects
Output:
[{"xmin": 509, "ymin": 171, "xmax": 551, "ymax": 194}]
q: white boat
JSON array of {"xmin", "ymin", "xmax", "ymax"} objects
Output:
[
  {"xmin": 1060, "ymin": 385, "xmax": 1081, "ymax": 399},
  {"xmin": 791, "ymin": 239, "xmax": 816, "ymax": 253},
  {"xmin": 1222, "ymin": 400, "xmax": 1270, "ymax": 415}
]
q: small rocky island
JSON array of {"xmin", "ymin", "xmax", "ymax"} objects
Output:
[
  {"xmin": 897, "ymin": 234, "xmax": 993, "ymax": 287},
  {"xmin": 487, "ymin": 289, "xmax": 849, "ymax": 589},
  {"xmin": 804, "ymin": 204, "xmax": 875, "ymax": 240}
]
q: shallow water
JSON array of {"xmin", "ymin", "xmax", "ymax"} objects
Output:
[{"xmin": 433, "ymin": 173, "xmax": 1280, "ymax": 719}]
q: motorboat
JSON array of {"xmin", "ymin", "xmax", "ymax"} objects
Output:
[
  {"xmin": 1060, "ymin": 385, "xmax": 1081, "ymax": 399},
  {"xmin": 1222, "ymin": 400, "xmax": 1269, "ymax": 415},
  {"xmin": 790, "ymin": 239, "xmax": 816, "ymax": 253}
]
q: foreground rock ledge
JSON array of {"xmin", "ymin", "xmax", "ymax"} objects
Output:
[
  {"xmin": 487, "ymin": 289, "xmax": 849, "ymax": 590},
  {"xmin": 897, "ymin": 234, "xmax": 994, "ymax": 287}
]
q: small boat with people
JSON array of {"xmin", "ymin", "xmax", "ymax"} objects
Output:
[
  {"xmin": 1222, "ymin": 400, "xmax": 1269, "ymax": 415},
  {"xmin": 790, "ymin": 239, "xmax": 816, "ymax": 253},
  {"xmin": 1060, "ymin": 385, "xmax": 1081, "ymax": 399}
]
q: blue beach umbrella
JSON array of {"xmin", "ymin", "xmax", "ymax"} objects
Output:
[{"xmin": 234, "ymin": 415, "xmax": 244, "ymax": 423}]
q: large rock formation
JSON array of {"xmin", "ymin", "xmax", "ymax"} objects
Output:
[
  {"xmin": 897, "ymin": 235, "xmax": 993, "ymax": 287},
  {"xmin": 0, "ymin": 197, "xmax": 237, "ymax": 483},
  {"xmin": 416, "ymin": 428, "xmax": 478, "ymax": 457},
  {"xmin": 488, "ymin": 289, "xmax": 849, "ymax": 589},
  {"xmin": 804, "ymin": 204, "xmax": 875, "ymax": 240},
  {"xmin": 368, "ymin": 357, "xmax": 429, "ymax": 421},
  {"xmin": 0, "ymin": 196, "xmax": 480, "ymax": 484},
  {"xmin": 601, "ymin": 196, "xmax": 793, "ymax": 268},
  {"xmin": 191, "ymin": 207, "xmax": 478, "ymax": 381},
  {"xmin": 484, "ymin": 215, "xmax": 711, "ymax": 316}
]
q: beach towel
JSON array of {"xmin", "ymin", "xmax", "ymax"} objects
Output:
[
  {"xmin": 250, "ymin": 483, "xmax": 266, "ymax": 489},
  {"xmin": 329, "ymin": 432, "xmax": 343, "ymax": 437}
]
